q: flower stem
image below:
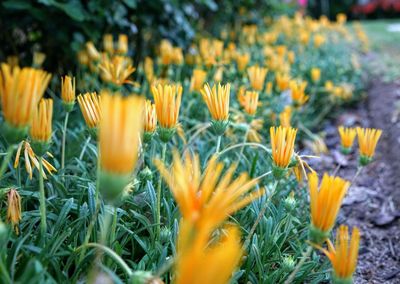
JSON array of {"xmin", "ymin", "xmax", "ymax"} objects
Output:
[
  {"xmin": 284, "ymin": 245, "xmax": 313, "ymax": 284},
  {"xmin": 38, "ymin": 157, "xmax": 47, "ymax": 241},
  {"xmin": 61, "ymin": 112, "xmax": 70, "ymax": 174},
  {"xmin": 215, "ymin": 135, "xmax": 222, "ymax": 154},
  {"xmin": 156, "ymin": 142, "xmax": 167, "ymax": 239},
  {"xmin": 350, "ymin": 166, "xmax": 363, "ymax": 185},
  {"xmin": 239, "ymin": 126, "xmax": 250, "ymax": 157},
  {"xmin": 78, "ymin": 200, "xmax": 100, "ymax": 263},
  {"xmin": 78, "ymin": 135, "xmax": 91, "ymax": 160},
  {"xmin": 0, "ymin": 145, "xmax": 15, "ymax": 180}
]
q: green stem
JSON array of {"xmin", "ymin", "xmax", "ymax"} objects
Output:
[
  {"xmin": 76, "ymin": 243, "xmax": 132, "ymax": 277},
  {"xmin": 239, "ymin": 126, "xmax": 250, "ymax": 157},
  {"xmin": 78, "ymin": 201, "xmax": 100, "ymax": 263},
  {"xmin": 156, "ymin": 143, "xmax": 167, "ymax": 240},
  {"xmin": 79, "ymin": 135, "xmax": 91, "ymax": 160},
  {"xmin": 61, "ymin": 112, "xmax": 70, "ymax": 173},
  {"xmin": 284, "ymin": 246, "xmax": 313, "ymax": 284},
  {"xmin": 350, "ymin": 167, "xmax": 363, "ymax": 185},
  {"xmin": 215, "ymin": 135, "xmax": 222, "ymax": 154},
  {"xmin": 0, "ymin": 145, "xmax": 15, "ymax": 180},
  {"xmin": 38, "ymin": 157, "xmax": 47, "ymax": 241},
  {"xmin": 110, "ymin": 206, "xmax": 118, "ymax": 247}
]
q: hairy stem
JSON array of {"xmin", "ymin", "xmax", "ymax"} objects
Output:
[
  {"xmin": 215, "ymin": 135, "xmax": 222, "ymax": 154},
  {"xmin": 156, "ymin": 142, "xmax": 167, "ymax": 239}
]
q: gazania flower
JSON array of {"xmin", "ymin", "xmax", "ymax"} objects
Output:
[
  {"xmin": 190, "ymin": 69, "xmax": 207, "ymax": 92},
  {"xmin": 319, "ymin": 225, "xmax": 360, "ymax": 283},
  {"xmin": 270, "ymin": 126, "xmax": 297, "ymax": 170},
  {"xmin": 172, "ymin": 47, "xmax": 184, "ymax": 65},
  {"xmin": 151, "ymin": 84, "xmax": 182, "ymax": 143},
  {"xmin": 143, "ymin": 100, "xmax": 157, "ymax": 142},
  {"xmin": 290, "ymin": 80, "xmax": 308, "ymax": 106},
  {"xmin": 279, "ymin": 106, "xmax": 292, "ymax": 127},
  {"xmin": 336, "ymin": 13, "xmax": 347, "ymax": 25},
  {"xmin": 117, "ymin": 34, "xmax": 128, "ymax": 54},
  {"xmin": 0, "ymin": 64, "xmax": 51, "ymax": 144},
  {"xmin": 61, "ymin": 75, "xmax": 76, "ymax": 111},
  {"xmin": 103, "ymin": 34, "xmax": 114, "ymax": 54},
  {"xmin": 155, "ymin": 152, "xmax": 262, "ymax": 232},
  {"xmin": 14, "ymin": 140, "xmax": 57, "ymax": 180},
  {"xmin": 175, "ymin": 221, "xmax": 242, "ymax": 284},
  {"xmin": 86, "ymin": 41, "xmax": 101, "ymax": 61},
  {"xmin": 235, "ymin": 53, "xmax": 250, "ymax": 72},
  {"xmin": 238, "ymin": 90, "xmax": 259, "ymax": 116},
  {"xmin": 308, "ymin": 172, "xmax": 350, "ymax": 244},
  {"xmin": 314, "ymin": 34, "xmax": 326, "ymax": 48},
  {"xmin": 201, "ymin": 83, "xmax": 230, "ymax": 121},
  {"xmin": 160, "ymin": 40, "xmax": 174, "ymax": 65},
  {"xmin": 356, "ymin": 127, "xmax": 382, "ymax": 165},
  {"xmin": 276, "ymin": 73, "xmax": 291, "ymax": 91},
  {"xmin": 98, "ymin": 91, "xmax": 144, "ymax": 202},
  {"xmin": 338, "ymin": 126, "xmax": 357, "ymax": 154},
  {"xmin": 7, "ymin": 189, "xmax": 22, "ymax": 234},
  {"xmin": 77, "ymin": 92, "xmax": 102, "ymax": 131},
  {"xmin": 311, "ymin": 67, "xmax": 321, "ymax": 83},
  {"xmin": 144, "ymin": 57, "xmax": 154, "ymax": 83},
  {"xmin": 30, "ymin": 99, "xmax": 53, "ymax": 150},
  {"xmin": 247, "ymin": 66, "xmax": 268, "ymax": 91},
  {"xmin": 99, "ymin": 55, "xmax": 136, "ymax": 86}
]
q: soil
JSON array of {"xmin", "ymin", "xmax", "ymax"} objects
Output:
[{"xmin": 308, "ymin": 78, "xmax": 400, "ymax": 284}]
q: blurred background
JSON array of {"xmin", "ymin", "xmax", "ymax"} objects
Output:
[{"xmin": 1, "ymin": 0, "xmax": 399, "ymax": 73}]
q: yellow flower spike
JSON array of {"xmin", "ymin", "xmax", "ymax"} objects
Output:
[
  {"xmin": 14, "ymin": 140, "xmax": 56, "ymax": 180},
  {"xmin": 311, "ymin": 67, "xmax": 321, "ymax": 83},
  {"xmin": 279, "ymin": 106, "xmax": 292, "ymax": 128},
  {"xmin": 317, "ymin": 226, "xmax": 360, "ymax": 284},
  {"xmin": 117, "ymin": 34, "xmax": 128, "ymax": 55},
  {"xmin": 99, "ymin": 55, "xmax": 136, "ymax": 86},
  {"xmin": 247, "ymin": 65, "xmax": 268, "ymax": 91},
  {"xmin": 276, "ymin": 73, "xmax": 291, "ymax": 92},
  {"xmin": 103, "ymin": 34, "xmax": 114, "ymax": 54},
  {"xmin": 7, "ymin": 189, "xmax": 22, "ymax": 234},
  {"xmin": 235, "ymin": 53, "xmax": 250, "ymax": 72},
  {"xmin": 239, "ymin": 90, "xmax": 259, "ymax": 116},
  {"xmin": 77, "ymin": 92, "xmax": 102, "ymax": 133},
  {"xmin": 356, "ymin": 127, "xmax": 382, "ymax": 165},
  {"xmin": 155, "ymin": 151, "xmax": 262, "ymax": 232},
  {"xmin": 308, "ymin": 172, "xmax": 350, "ymax": 244},
  {"xmin": 270, "ymin": 126, "xmax": 297, "ymax": 178},
  {"xmin": 30, "ymin": 99, "xmax": 53, "ymax": 155},
  {"xmin": 290, "ymin": 80, "xmax": 309, "ymax": 106},
  {"xmin": 0, "ymin": 64, "xmax": 51, "ymax": 144},
  {"xmin": 143, "ymin": 100, "xmax": 157, "ymax": 143},
  {"xmin": 86, "ymin": 41, "xmax": 101, "ymax": 61},
  {"xmin": 176, "ymin": 221, "xmax": 243, "ymax": 284},
  {"xmin": 151, "ymin": 83, "xmax": 182, "ymax": 142},
  {"xmin": 98, "ymin": 91, "xmax": 144, "ymax": 202},
  {"xmin": 190, "ymin": 69, "xmax": 207, "ymax": 92},
  {"xmin": 338, "ymin": 126, "xmax": 357, "ymax": 154},
  {"xmin": 61, "ymin": 75, "xmax": 76, "ymax": 111}
]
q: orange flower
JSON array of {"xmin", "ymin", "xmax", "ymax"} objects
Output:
[
  {"xmin": 190, "ymin": 69, "xmax": 207, "ymax": 92},
  {"xmin": 201, "ymin": 83, "xmax": 230, "ymax": 121},
  {"xmin": 117, "ymin": 34, "xmax": 128, "ymax": 54},
  {"xmin": 290, "ymin": 80, "xmax": 308, "ymax": 106},
  {"xmin": 30, "ymin": 99, "xmax": 53, "ymax": 143},
  {"xmin": 247, "ymin": 66, "xmax": 268, "ymax": 91},
  {"xmin": 270, "ymin": 126, "xmax": 297, "ymax": 168},
  {"xmin": 238, "ymin": 90, "xmax": 259, "ymax": 116},
  {"xmin": 151, "ymin": 84, "xmax": 182, "ymax": 129},
  {"xmin": 7, "ymin": 189, "xmax": 21, "ymax": 234},
  {"xmin": 61, "ymin": 75, "xmax": 76, "ymax": 106},
  {"xmin": 276, "ymin": 73, "xmax": 291, "ymax": 91},
  {"xmin": 144, "ymin": 100, "xmax": 157, "ymax": 133},
  {"xmin": 99, "ymin": 55, "xmax": 135, "ymax": 86},
  {"xmin": 311, "ymin": 67, "xmax": 321, "ymax": 83},
  {"xmin": 279, "ymin": 106, "xmax": 292, "ymax": 127},
  {"xmin": 77, "ymin": 92, "xmax": 102, "ymax": 130},
  {"xmin": 356, "ymin": 127, "xmax": 382, "ymax": 161},
  {"xmin": 338, "ymin": 126, "xmax": 357, "ymax": 154},
  {"xmin": 235, "ymin": 53, "xmax": 250, "ymax": 72}
]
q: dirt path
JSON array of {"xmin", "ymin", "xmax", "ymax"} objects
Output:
[{"xmin": 309, "ymin": 78, "xmax": 400, "ymax": 283}]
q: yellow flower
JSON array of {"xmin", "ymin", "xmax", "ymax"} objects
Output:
[
  {"xmin": 325, "ymin": 80, "xmax": 334, "ymax": 91},
  {"xmin": 14, "ymin": 140, "xmax": 57, "ymax": 180},
  {"xmin": 338, "ymin": 126, "xmax": 357, "ymax": 153},
  {"xmin": 239, "ymin": 90, "xmax": 259, "ymax": 116},
  {"xmin": 336, "ymin": 13, "xmax": 347, "ymax": 25},
  {"xmin": 270, "ymin": 126, "xmax": 297, "ymax": 168},
  {"xmin": 306, "ymin": 136, "xmax": 329, "ymax": 155},
  {"xmin": 356, "ymin": 127, "xmax": 382, "ymax": 163},
  {"xmin": 103, "ymin": 34, "xmax": 114, "ymax": 54},
  {"xmin": 160, "ymin": 40, "xmax": 174, "ymax": 65},
  {"xmin": 117, "ymin": 34, "xmax": 128, "ymax": 54},
  {"xmin": 287, "ymin": 51, "xmax": 295, "ymax": 64},
  {"xmin": 175, "ymin": 220, "xmax": 242, "ymax": 284},
  {"xmin": 190, "ymin": 69, "xmax": 207, "ymax": 92},
  {"xmin": 213, "ymin": 67, "xmax": 224, "ymax": 82},
  {"xmin": 276, "ymin": 73, "xmax": 291, "ymax": 91},
  {"xmin": 151, "ymin": 84, "xmax": 182, "ymax": 130},
  {"xmin": 248, "ymin": 118, "xmax": 263, "ymax": 143},
  {"xmin": 235, "ymin": 53, "xmax": 250, "ymax": 72},
  {"xmin": 61, "ymin": 75, "xmax": 76, "ymax": 105},
  {"xmin": 77, "ymin": 92, "xmax": 102, "ymax": 129},
  {"xmin": 7, "ymin": 189, "xmax": 21, "ymax": 234},
  {"xmin": 314, "ymin": 34, "xmax": 326, "ymax": 48},
  {"xmin": 155, "ymin": 152, "xmax": 262, "ymax": 232},
  {"xmin": 86, "ymin": 41, "xmax": 101, "ymax": 61},
  {"xmin": 144, "ymin": 100, "xmax": 157, "ymax": 133},
  {"xmin": 319, "ymin": 225, "xmax": 360, "ymax": 282},
  {"xmin": 279, "ymin": 106, "xmax": 292, "ymax": 127},
  {"xmin": 99, "ymin": 91, "xmax": 143, "ymax": 175},
  {"xmin": 201, "ymin": 83, "xmax": 230, "ymax": 121},
  {"xmin": 290, "ymin": 80, "xmax": 308, "ymax": 106},
  {"xmin": 30, "ymin": 98, "xmax": 53, "ymax": 143},
  {"xmin": 77, "ymin": 50, "xmax": 89, "ymax": 66},
  {"xmin": 99, "ymin": 55, "xmax": 136, "ymax": 86},
  {"xmin": 144, "ymin": 57, "xmax": 154, "ymax": 83},
  {"xmin": 311, "ymin": 67, "xmax": 321, "ymax": 83},
  {"xmin": 308, "ymin": 172, "xmax": 350, "ymax": 243},
  {"xmin": 172, "ymin": 47, "xmax": 184, "ymax": 65},
  {"xmin": 0, "ymin": 64, "xmax": 51, "ymax": 143},
  {"xmin": 247, "ymin": 66, "xmax": 268, "ymax": 91}
]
